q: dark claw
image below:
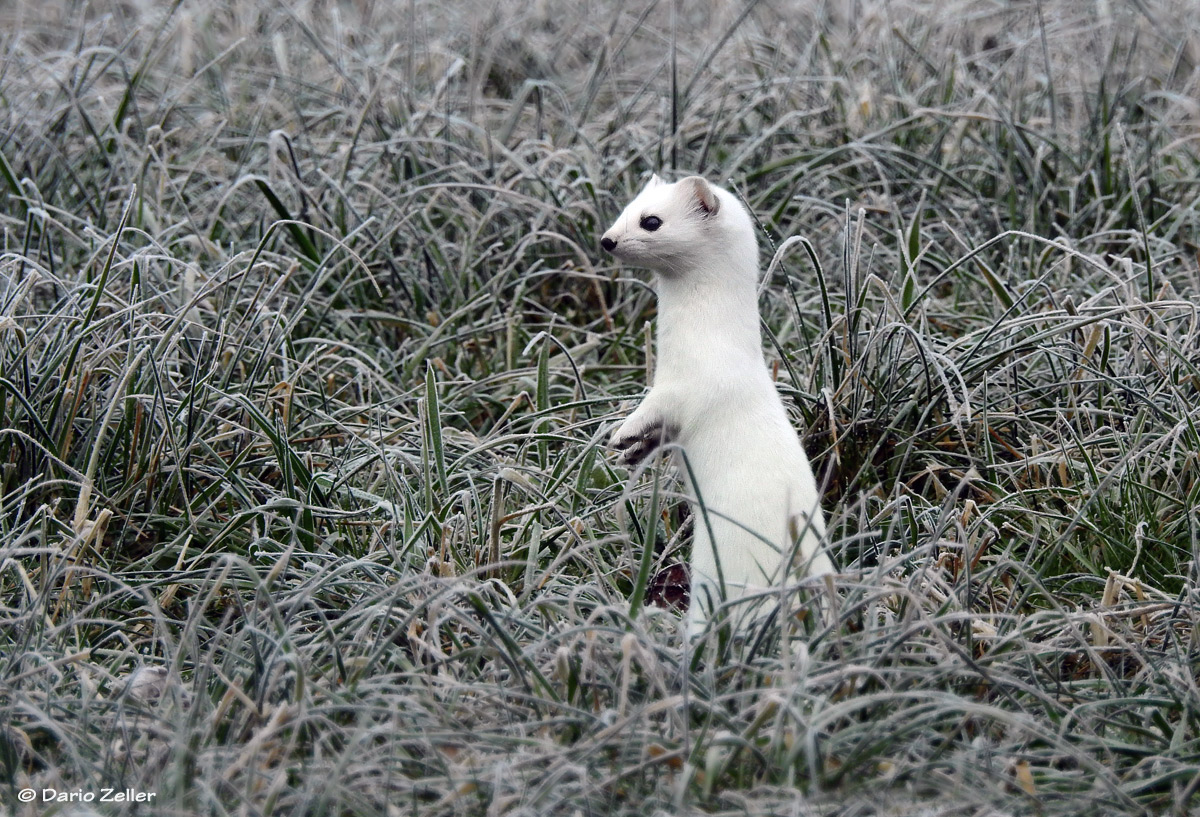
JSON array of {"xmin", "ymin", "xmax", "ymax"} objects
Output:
[{"xmin": 613, "ymin": 422, "xmax": 676, "ymax": 466}]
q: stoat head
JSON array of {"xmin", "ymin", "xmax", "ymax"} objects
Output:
[{"xmin": 599, "ymin": 174, "xmax": 756, "ymax": 279}]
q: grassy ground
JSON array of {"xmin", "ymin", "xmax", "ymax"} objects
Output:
[{"xmin": 2, "ymin": 0, "xmax": 1199, "ymax": 814}]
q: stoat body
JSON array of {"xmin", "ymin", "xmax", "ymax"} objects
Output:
[{"xmin": 600, "ymin": 174, "xmax": 834, "ymax": 634}]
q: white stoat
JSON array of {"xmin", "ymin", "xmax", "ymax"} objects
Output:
[{"xmin": 600, "ymin": 174, "xmax": 834, "ymax": 634}]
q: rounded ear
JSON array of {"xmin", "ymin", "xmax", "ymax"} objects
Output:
[{"xmin": 681, "ymin": 176, "xmax": 720, "ymax": 217}]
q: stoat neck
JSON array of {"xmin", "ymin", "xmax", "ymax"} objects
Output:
[{"xmin": 654, "ymin": 266, "xmax": 766, "ymax": 384}]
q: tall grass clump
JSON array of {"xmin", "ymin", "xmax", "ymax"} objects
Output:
[{"xmin": 1, "ymin": 1, "xmax": 1198, "ymax": 815}]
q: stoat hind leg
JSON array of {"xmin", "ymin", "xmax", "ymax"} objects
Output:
[{"xmin": 788, "ymin": 511, "xmax": 834, "ymax": 575}]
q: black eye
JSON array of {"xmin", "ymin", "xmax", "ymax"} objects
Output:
[{"xmin": 639, "ymin": 215, "xmax": 663, "ymax": 232}]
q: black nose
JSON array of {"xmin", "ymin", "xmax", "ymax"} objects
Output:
[{"xmin": 600, "ymin": 236, "xmax": 617, "ymax": 253}]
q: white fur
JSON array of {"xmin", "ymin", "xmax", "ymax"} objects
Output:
[{"xmin": 601, "ymin": 174, "xmax": 834, "ymax": 635}]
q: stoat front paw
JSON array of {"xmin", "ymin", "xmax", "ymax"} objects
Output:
[{"xmin": 611, "ymin": 418, "xmax": 676, "ymax": 466}]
